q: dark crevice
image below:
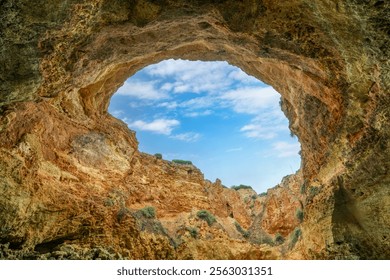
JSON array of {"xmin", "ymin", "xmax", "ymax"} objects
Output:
[
  {"xmin": 34, "ymin": 233, "xmax": 81, "ymax": 254},
  {"xmin": 8, "ymin": 241, "xmax": 25, "ymax": 250},
  {"xmin": 34, "ymin": 237, "xmax": 69, "ymax": 253},
  {"xmin": 0, "ymin": 237, "xmax": 26, "ymax": 250}
]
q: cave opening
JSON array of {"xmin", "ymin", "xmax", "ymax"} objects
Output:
[
  {"xmin": 1, "ymin": 0, "xmax": 387, "ymax": 260},
  {"xmin": 108, "ymin": 59, "xmax": 301, "ymax": 193}
]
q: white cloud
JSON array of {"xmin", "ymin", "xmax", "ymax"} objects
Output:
[
  {"xmin": 116, "ymin": 80, "xmax": 168, "ymax": 100},
  {"xmin": 147, "ymin": 59, "xmax": 228, "ymax": 78},
  {"xmin": 184, "ymin": 110, "xmax": 213, "ymax": 118},
  {"xmin": 158, "ymin": 101, "xmax": 178, "ymax": 109},
  {"xmin": 272, "ymin": 141, "xmax": 301, "ymax": 158},
  {"xmin": 225, "ymin": 87, "xmax": 289, "ymax": 140},
  {"xmin": 161, "ymin": 82, "xmax": 174, "ymax": 91},
  {"xmin": 228, "ymin": 68, "xmax": 259, "ymax": 84},
  {"xmin": 179, "ymin": 96, "xmax": 215, "ymax": 110},
  {"xmin": 173, "ymin": 83, "xmax": 190, "ymax": 93},
  {"xmin": 240, "ymin": 115, "xmax": 288, "ymax": 139},
  {"xmin": 170, "ymin": 132, "xmax": 201, "ymax": 142},
  {"xmin": 146, "ymin": 59, "xmax": 191, "ymax": 76},
  {"xmin": 127, "ymin": 100, "xmax": 156, "ymax": 108},
  {"xmin": 110, "ymin": 110, "xmax": 124, "ymax": 118},
  {"xmin": 126, "ymin": 119, "xmax": 179, "ymax": 135},
  {"xmin": 146, "ymin": 59, "xmax": 236, "ymax": 94},
  {"xmin": 240, "ymin": 124, "xmax": 279, "ymax": 139},
  {"xmin": 219, "ymin": 86, "xmax": 280, "ymax": 114}
]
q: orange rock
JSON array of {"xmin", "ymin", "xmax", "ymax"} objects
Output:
[{"xmin": 1, "ymin": 0, "xmax": 389, "ymax": 259}]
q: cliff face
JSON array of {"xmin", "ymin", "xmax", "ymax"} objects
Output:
[{"xmin": 1, "ymin": 0, "xmax": 389, "ymax": 259}]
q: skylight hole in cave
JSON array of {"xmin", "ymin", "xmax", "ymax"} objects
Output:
[{"xmin": 108, "ymin": 59, "xmax": 301, "ymax": 193}]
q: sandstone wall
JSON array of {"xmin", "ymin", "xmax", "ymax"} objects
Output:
[{"xmin": 1, "ymin": 0, "xmax": 389, "ymax": 259}]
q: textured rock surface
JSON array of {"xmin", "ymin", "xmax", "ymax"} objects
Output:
[{"xmin": 0, "ymin": 0, "xmax": 389, "ymax": 259}]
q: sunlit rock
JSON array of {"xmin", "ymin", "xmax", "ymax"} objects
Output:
[{"xmin": 0, "ymin": 0, "xmax": 389, "ymax": 259}]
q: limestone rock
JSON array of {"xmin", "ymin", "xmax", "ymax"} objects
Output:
[{"xmin": 1, "ymin": 0, "xmax": 389, "ymax": 259}]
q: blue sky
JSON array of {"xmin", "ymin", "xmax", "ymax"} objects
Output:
[{"xmin": 108, "ymin": 59, "xmax": 301, "ymax": 193}]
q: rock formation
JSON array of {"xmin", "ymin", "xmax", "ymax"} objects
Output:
[{"xmin": 0, "ymin": 0, "xmax": 389, "ymax": 259}]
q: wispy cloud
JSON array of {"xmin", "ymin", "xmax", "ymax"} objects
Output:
[
  {"xmin": 239, "ymin": 109, "xmax": 288, "ymax": 140},
  {"xmin": 170, "ymin": 132, "xmax": 201, "ymax": 142},
  {"xmin": 117, "ymin": 80, "xmax": 168, "ymax": 100},
  {"xmin": 240, "ymin": 124, "xmax": 279, "ymax": 139},
  {"xmin": 227, "ymin": 68, "xmax": 260, "ymax": 84},
  {"xmin": 157, "ymin": 101, "xmax": 179, "ymax": 109},
  {"xmin": 110, "ymin": 110, "xmax": 124, "ymax": 118},
  {"xmin": 219, "ymin": 86, "xmax": 280, "ymax": 114},
  {"xmin": 126, "ymin": 118, "xmax": 179, "ymax": 135},
  {"xmin": 184, "ymin": 110, "xmax": 213, "ymax": 118},
  {"xmin": 179, "ymin": 96, "xmax": 215, "ymax": 110},
  {"xmin": 272, "ymin": 141, "xmax": 301, "ymax": 158},
  {"xmin": 145, "ymin": 59, "xmax": 250, "ymax": 95}
]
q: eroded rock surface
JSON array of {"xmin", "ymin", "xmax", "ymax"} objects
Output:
[{"xmin": 1, "ymin": 0, "xmax": 389, "ymax": 259}]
